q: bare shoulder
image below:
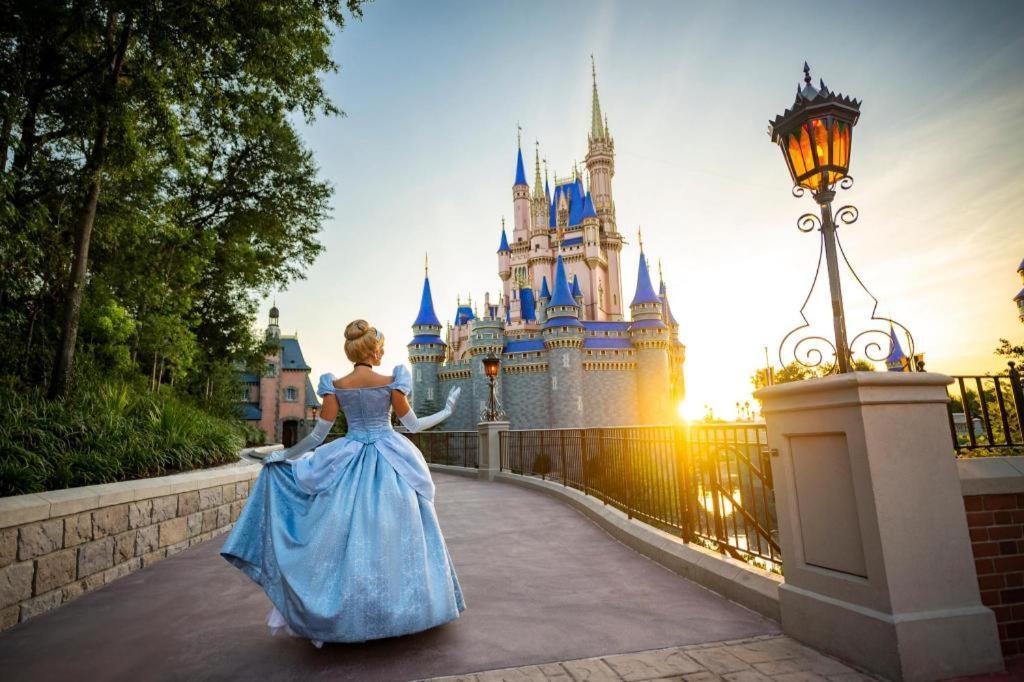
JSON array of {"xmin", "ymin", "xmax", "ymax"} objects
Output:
[{"xmin": 335, "ymin": 370, "xmax": 393, "ymax": 389}]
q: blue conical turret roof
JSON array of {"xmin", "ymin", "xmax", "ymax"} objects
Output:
[
  {"xmin": 549, "ymin": 256, "xmax": 577, "ymax": 308},
  {"xmin": 520, "ymin": 287, "xmax": 537, "ymax": 321},
  {"xmin": 630, "ymin": 251, "xmax": 660, "ymax": 307},
  {"xmin": 571, "ymin": 274, "xmax": 582, "ymax": 297},
  {"xmin": 581, "ymin": 192, "xmax": 597, "ymax": 220},
  {"xmin": 540, "ymin": 276, "xmax": 550, "ymax": 299},
  {"xmin": 659, "ymin": 281, "xmax": 678, "ymax": 327},
  {"xmin": 514, "ymin": 147, "xmax": 527, "ymax": 186},
  {"xmin": 885, "ymin": 325, "xmax": 907, "ymax": 369},
  {"xmin": 413, "ymin": 276, "xmax": 441, "ymax": 327},
  {"xmin": 498, "ymin": 227, "xmax": 510, "ymax": 252}
]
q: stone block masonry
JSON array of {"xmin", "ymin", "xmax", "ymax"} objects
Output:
[{"xmin": 0, "ymin": 461, "xmax": 260, "ymax": 630}]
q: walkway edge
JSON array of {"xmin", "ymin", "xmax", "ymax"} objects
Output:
[{"xmin": 430, "ymin": 465, "xmax": 782, "ymax": 621}]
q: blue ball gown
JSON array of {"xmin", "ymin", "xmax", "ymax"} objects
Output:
[{"xmin": 221, "ymin": 365, "xmax": 466, "ymax": 645}]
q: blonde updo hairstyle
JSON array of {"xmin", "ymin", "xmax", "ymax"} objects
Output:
[{"xmin": 344, "ymin": 319, "xmax": 384, "ymax": 364}]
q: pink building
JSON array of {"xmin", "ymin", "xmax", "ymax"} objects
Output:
[{"xmin": 239, "ymin": 306, "xmax": 320, "ymax": 446}]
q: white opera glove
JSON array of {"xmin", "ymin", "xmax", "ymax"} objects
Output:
[
  {"xmin": 262, "ymin": 418, "xmax": 333, "ymax": 464},
  {"xmin": 399, "ymin": 387, "xmax": 461, "ymax": 433}
]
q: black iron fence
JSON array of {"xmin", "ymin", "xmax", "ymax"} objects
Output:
[
  {"xmin": 499, "ymin": 424, "xmax": 780, "ymax": 570},
  {"xmin": 403, "ymin": 430, "xmax": 479, "ymax": 468},
  {"xmin": 947, "ymin": 362, "xmax": 1024, "ymax": 455}
]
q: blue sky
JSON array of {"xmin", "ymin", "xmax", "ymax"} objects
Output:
[{"xmin": 270, "ymin": 0, "xmax": 1024, "ymax": 417}]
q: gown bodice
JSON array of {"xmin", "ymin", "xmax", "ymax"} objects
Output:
[
  {"xmin": 291, "ymin": 365, "xmax": 434, "ymax": 501},
  {"xmin": 318, "ymin": 366, "xmax": 412, "ymax": 435},
  {"xmin": 334, "ymin": 386, "xmax": 395, "ymax": 433}
]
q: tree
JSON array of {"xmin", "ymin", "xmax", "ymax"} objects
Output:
[
  {"xmin": 751, "ymin": 359, "xmax": 876, "ymax": 391},
  {"xmin": 0, "ymin": 0, "xmax": 365, "ymax": 399},
  {"xmin": 995, "ymin": 338, "xmax": 1024, "ymax": 363}
]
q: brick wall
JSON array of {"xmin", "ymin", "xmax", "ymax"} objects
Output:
[
  {"xmin": 0, "ymin": 464, "xmax": 258, "ymax": 631},
  {"xmin": 965, "ymin": 492, "xmax": 1024, "ymax": 659}
]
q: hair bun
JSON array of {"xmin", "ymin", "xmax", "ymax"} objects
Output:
[{"xmin": 344, "ymin": 319, "xmax": 371, "ymax": 341}]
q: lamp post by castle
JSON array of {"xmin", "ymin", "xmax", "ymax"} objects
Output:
[
  {"xmin": 482, "ymin": 352, "xmax": 500, "ymax": 421},
  {"xmin": 768, "ymin": 63, "xmax": 860, "ymax": 373}
]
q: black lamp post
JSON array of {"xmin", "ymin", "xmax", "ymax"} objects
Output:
[
  {"xmin": 769, "ymin": 63, "xmax": 861, "ymax": 373},
  {"xmin": 482, "ymin": 353, "xmax": 500, "ymax": 421}
]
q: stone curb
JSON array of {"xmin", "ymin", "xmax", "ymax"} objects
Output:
[{"xmin": 958, "ymin": 456, "xmax": 1024, "ymax": 496}]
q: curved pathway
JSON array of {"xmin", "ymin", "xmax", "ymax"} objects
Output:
[{"xmin": 0, "ymin": 471, "xmax": 780, "ymax": 681}]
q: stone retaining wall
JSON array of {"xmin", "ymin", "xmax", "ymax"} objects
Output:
[{"xmin": 0, "ymin": 462, "xmax": 260, "ymax": 631}]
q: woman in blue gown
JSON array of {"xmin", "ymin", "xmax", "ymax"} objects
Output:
[{"xmin": 221, "ymin": 319, "xmax": 466, "ymax": 647}]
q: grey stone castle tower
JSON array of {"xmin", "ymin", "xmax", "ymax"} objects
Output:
[{"xmin": 407, "ymin": 59, "xmax": 685, "ymax": 429}]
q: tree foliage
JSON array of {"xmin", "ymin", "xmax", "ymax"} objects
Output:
[
  {"xmin": 0, "ymin": 0, "xmax": 363, "ymax": 405},
  {"xmin": 751, "ymin": 358, "xmax": 876, "ymax": 391}
]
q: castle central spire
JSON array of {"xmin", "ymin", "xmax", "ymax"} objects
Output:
[{"xmin": 590, "ymin": 55, "xmax": 605, "ymax": 140}]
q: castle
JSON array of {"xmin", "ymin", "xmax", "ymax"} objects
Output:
[
  {"xmin": 407, "ymin": 61, "xmax": 685, "ymax": 430},
  {"xmin": 239, "ymin": 306, "xmax": 321, "ymax": 446}
]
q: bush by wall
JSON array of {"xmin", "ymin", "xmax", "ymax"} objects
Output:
[{"xmin": 0, "ymin": 377, "xmax": 243, "ymax": 497}]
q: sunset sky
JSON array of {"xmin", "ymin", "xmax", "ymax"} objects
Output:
[{"xmin": 266, "ymin": 0, "xmax": 1024, "ymax": 420}]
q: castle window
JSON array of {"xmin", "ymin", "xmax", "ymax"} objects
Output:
[
  {"xmin": 284, "ymin": 387, "xmax": 297, "ymax": 401},
  {"xmin": 264, "ymin": 363, "xmax": 276, "ymax": 377},
  {"xmin": 427, "ymin": 388, "xmax": 434, "ymax": 400},
  {"xmin": 240, "ymin": 388, "xmax": 249, "ymax": 401},
  {"xmin": 415, "ymin": 368, "xmax": 421, "ymax": 382},
  {"xmin": 562, "ymin": 355, "xmax": 570, "ymax": 368}
]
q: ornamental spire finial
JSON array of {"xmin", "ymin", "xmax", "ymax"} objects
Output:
[
  {"xmin": 803, "ymin": 61, "xmax": 811, "ymax": 85},
  {"xmin": 658, "ymin": 258, "xmax": 664, "ymax": 286},
  {"xmin": 638, "ymin": 227, "xmax": 644, "ymax": 253},
  {"xmin": 590, "ymin": 55, "xmax": 605, "ymax": 139},
  {"xmin": 425, "ymin": 252, "xmax": 429, "ymax": 276}
]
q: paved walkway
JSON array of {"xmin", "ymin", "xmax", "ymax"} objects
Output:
[
  {"xmin": 0, "ymin": 472, "xmax": 781, "ymax": 681},
  {"xmin": 426, "ymin": 635, "xmax": 873, "ymax": 681}
]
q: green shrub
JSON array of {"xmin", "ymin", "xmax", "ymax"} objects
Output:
[{"xmin": 0, "ymin": 376, "xmax": 244, "ymax": 496}]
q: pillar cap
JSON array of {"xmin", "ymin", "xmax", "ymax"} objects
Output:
[{"xmin": 755, "ymin": 371, "xmax": 954, "ymax": 414}]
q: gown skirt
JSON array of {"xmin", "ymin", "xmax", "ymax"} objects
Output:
[{"xmin": 220, "ymin": 428, "xmax": 466, "ymax": 643}]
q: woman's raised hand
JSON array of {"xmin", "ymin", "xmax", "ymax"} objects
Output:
[{"xmin": 445, "ymin": 386, "xmax": 461, "ymax": 412}]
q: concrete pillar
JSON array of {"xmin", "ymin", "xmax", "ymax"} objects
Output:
[
  {"xmin": 755, "ymin": 372, "xmax": 1002, "ymax": 681},
  {"xmin": 476, "ymin": 421, "xmax": 509, "ymax": 481}
]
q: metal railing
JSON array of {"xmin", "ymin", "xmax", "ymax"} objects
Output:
[
  {"xmin": 499, "ymin": 424, "xmax": 780, "ymax": 570},
  {"xmin": 947, "ymin": 362, "xmax": 1024, "ymax": 455},
  {"xmin": 403, "ymin": 430, "xmax": 479, "ymax": 468}
]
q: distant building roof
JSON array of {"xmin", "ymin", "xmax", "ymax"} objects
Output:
[
  {"xmin": 1015, "ymin": 286, "xmax": 1024, "ymax": 302},
  {"xmin": 583, "ymin": 321, "xmax": 631, "ymax": 332},
  {"xmin": 581, "ymin": 192, "xmax": 597, "ymax": 220},
  {"xmin": 561, "ymin": 236, "xmax": 583, "ymax": 247},
  {"xmin": 514, "ymin": 147, "xmax": 527, "ymax": 186},
  {"xmin": 409, "ymin": 334, "xmax": 445, "ymax": 345},
  {"xmin": 504, "ymin": 339, "xmax": 546, "ymax": 353},
  {"xmin": 886, "ymin": 326, "xmax": 908, "ymax": 370},
  {"xmin": 239, "ymin": 372, "xmax": 260, "ymax": 384},
  {"xmin": 240, "ymin": 404, "xmax": 262, "ymax": 421},
  {"xmin": 454, "ymin": 305, "xmax": 475, "ymax": 326},
  {"xmin": 571, "ymin": 274, "xmax": 582, "ymax": 298},
  {"xmin": 304, "ymin": 376, "xmax": 320, "ymax": 408},
  {"xmin": 540, "ymin": 276, "xmax": 550, "ymax": 299},
  {"xmin": 413, "ymin": 276, "xmax": 442, "ymax": 327},
  {"xmin": 543, "ymin": 315, "xmax": 584, "ymax": 329},
  {"xmin": 548, "ymin": 255, "xmax": 577, "ymax": 308},
  {"xmin": 280, "ymin": 337, "xmax": 310, "ymax": 370},
  {"xmin": 583, "ymin": 337, "xmax": 633, "ymax": 350},
  {"xmin": 520, "ymin": 287, "xmax": 537, "ymax": 321},
  {"xmin": 630, "ymin": 252, "xmax": 660, "ymax": 307},
  {"xmin": 629, "ymin": 318, "xmax": 667, "ymax": 330}
]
